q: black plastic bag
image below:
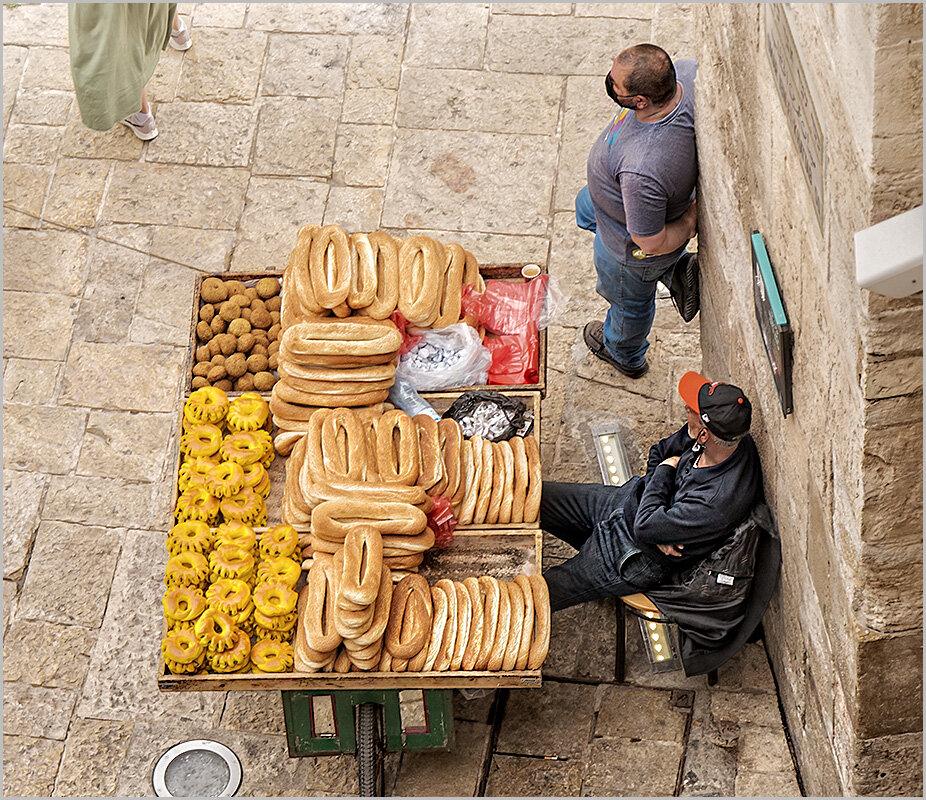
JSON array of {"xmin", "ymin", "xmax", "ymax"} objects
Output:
[
  {"xmin": 669, "ymin": 251, "xmax": 700, "ymax": 322},
  {"xmin": 441, "ymin": 390, "xmax": 534, "ymax": 441}
]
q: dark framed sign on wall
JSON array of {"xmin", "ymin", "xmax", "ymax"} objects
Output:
[{"xmin": 751, "ymin": 231, "xmax": 793, "ymax": 417}]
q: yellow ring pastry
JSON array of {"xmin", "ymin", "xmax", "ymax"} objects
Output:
[
  {"xmin": 209, "ymin": 544, "xmax": 255, "ymax": 581},
  {"xmin": 253, "ymin": 609, "xmax": 297, "ymax": 631},
  {"xmin": 214, "ymin": 521, "xmax": 258, "ymax": 553},
  {"xmin": 165, "ymin": 551, "xmax": 209, "ymax": 587},
  {"xmin": 256, "ymin": 556, "xmax": 301, "ymax": 589},
  {"xmin": 226, "ymin": 392, "xmax": 269, "ymax": 432},
  {"xmin": 180, "ymin": 424, "xmax": 223, "ymax": 460},
  {"xmin": 175, "ymin": 486, "xmax": 220, "ymax": 524},
  {"xmin": 232, "ymin": 602, "xmax": 255, "ymax": 631},
  {"xmin": 162, "ymin": 628, "xmax": 205, "ymax": 665},
  {"xmin": 219, "ymin": 489, "xmax": 264, "ymax": 524},
  {"xmin": 163, "ymin": 584, "xmax": 207, "ymax": 621},
  {"xmin": 205, "ymin": 461, "xmax": 245, "ymax": 498},
  {"xmin": 194, "ymin": 608, "xmax": 237, "ymax": 652},
  {"xmin": 208, "ymin": 628, "xmax": 251, "ymax": 672},
  {"xmin": 259, "ymin": 525, "xmax": 299, "ymax": 560},
  {"xmin": 241, "ymin": 462, "xmax": 268, "ymax": 492},
  {"xmin": 184, "ymin": 386, "xmax": 229, "ymax": 425},
  {"xmin": 205, "ymin": 578, "xmax": 251, "ymax": 615},
  {"xmin": 250, "ymin": 639, "xmax": 294, "ymax": 672},
  {"xmin": 220, "ymin": 432, "xmax": 264, "ymax": 466},
  {"xmin": 253, "ymin": 583, "xmax": 298, "ymax": 618},
  {"xmin": 166, "ymin": 521, "xmax": 212, "ymax": 556},
  {"xmin": 178, "ymin": 456, "xmax": 220, "ymax": 492},
  {"xmin": 253, "ymin": 625, "xmax": 291, "ymax": 643}
]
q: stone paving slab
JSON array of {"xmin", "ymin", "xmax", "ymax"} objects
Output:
[{"xmin": 0, "ymin": 4, "xmax": 801, "ymax": 796}]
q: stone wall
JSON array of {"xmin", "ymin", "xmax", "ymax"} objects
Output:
[{"xmin": 692, "ymin": 3, "xmax": 923, "ymax": 795}]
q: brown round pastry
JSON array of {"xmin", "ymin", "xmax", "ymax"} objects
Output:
[
  {"xmin": 265, "ymin": 295, "xmax": 282, "ymax": 312},
  {"xmin": 245, "ymin": 287, "xmax": 258, "ymax": 302},
  {"xmin": 200, "ymin": 277, "xmax": 228, "ymax": 304},
  {"xmin": 251, "ymin": 308, "xmax": 273, "ymax": 329},
  {"xmin": 215, "ymin": 333, "xmax": 237, "ymax": 356},
  {"xmin": 225, "ymin": 353, "xmax": 248, "ymax": 379},
  {"xmin": 210, "ymin": 315, "xmax": 226, "ymax": 335},
  {"xmin": 240, "ymin": 307, "xmax": 252, "ymax": 322},
  {"xmin": 219, "ymin": 300, "xmax": 241, "ymax": 322},
  {"xmin": 246, "ymin": 353, "xmax": 269, "ymax": 373},
  {"xmin": 228, "ymin": 317, "xmax": 251, "ymax": 337},
  {"xmin": 193, "ymin": 362, "xmax": 211, "ymax": 378},
  {"xmin": 224, "ymin": 279, "xmax": 246, "ymax": 295},
  {"xmin": 252, "ymin": 371, "xmax": 274, "ymax": 391},
  {"xmin": 210, "ymin": 354, "xmax": 226, "ymax": 367},
  {"xmin": 214, "ymin": 378, "xmax": 233, "ymax": 392},
  {"xmin": 206, "ymin": 365, "xmax": 228, "ymax": 383},
  {"xmin": 234, "ymin": 375, "xmax": 255, "ymax": 392},
  {"xmin": 236, "ymin": 333, "xmax": 255, "ymax": 354},
  {"xmin": 199, "ymin": 304, "xmax": 215, "ymax": 323},
  {"xmin": 267, "ymin": 323, "xmax": 281, "ymax": 340},
  {"xmin": 196, "ymin": 321, "xmax": 214, "ymax": 342},
  {"xmin": 192, "ymin": 376, "xmax": 209, "ymax": 389},
  {"xmin": 257, "ymin": 277, "xmax": 280, "ymax": 299},
  {"xmin": 195, "ymin": 345, "xmax": 211, "ymax": 363}
]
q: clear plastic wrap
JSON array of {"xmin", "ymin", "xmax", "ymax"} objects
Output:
[{"xmin": 394, "ymin": 322, "xmax": 492, "ymax": 391}]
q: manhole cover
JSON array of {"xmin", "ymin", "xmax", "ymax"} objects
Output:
[{"xmin": 152, "ymin": 740, "xmax": 242, "ymax": 797}]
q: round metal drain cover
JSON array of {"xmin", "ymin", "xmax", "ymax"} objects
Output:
[{"xmin": 152, "ymin": 740, "xmax": 242, "ymax": 797}]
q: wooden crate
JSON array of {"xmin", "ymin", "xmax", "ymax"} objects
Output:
[
  {"xmin": 185, "ymin": 264, "xmax": 547, "ymax": 396},
  {"xmin": 157, "ymin": 527, "xmax": 543, "ymax": 692}
]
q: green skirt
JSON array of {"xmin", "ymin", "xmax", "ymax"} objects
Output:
[{"xmin": 68, "ymin": 2, "xmax": 177, "ymax": 131}]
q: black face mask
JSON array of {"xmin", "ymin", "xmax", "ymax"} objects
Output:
[{"xmin": 605, "ymin": 72, "xmax": 638, "ymax": 109}]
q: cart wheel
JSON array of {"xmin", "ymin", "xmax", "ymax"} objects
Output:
[{"xmin": 356, "ymin": 702, "xmax": 384, "ymax": 797}]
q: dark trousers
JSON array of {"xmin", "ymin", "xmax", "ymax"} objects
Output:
[{"xmin": 540, "ymin": 481, "xmax": 672, "ymax": 612}]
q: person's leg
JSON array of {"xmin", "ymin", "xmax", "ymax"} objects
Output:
[
  {"xmin": 140, "ymin": 87, "xmax": 150, "ymax": 114},
  {"xmin": 575, "ymin": 186, "xmax": 597, "ymax": 232},
  {"xmin": 540, "ymin": 481, "xmax": 630, "ymax": 550},
  {"xmin": 170, "ymin": 12, "xmax": 192, "ymax": 50},
  {"xmin": 596, "ymin": 254, "xmax": 661, "ymax": 370}
]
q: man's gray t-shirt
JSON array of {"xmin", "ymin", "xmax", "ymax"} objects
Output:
[{"xmin": 586, "ymin": 58, "xmax": 697, "ymax": 271}]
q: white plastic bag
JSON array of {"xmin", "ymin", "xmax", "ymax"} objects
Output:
[{"xmin": 395, "ymin": 322, "xmax": 491, "ymax": 390}]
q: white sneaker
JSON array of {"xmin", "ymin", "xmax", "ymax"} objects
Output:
[
  {"xmin": 120, "ymin": 111, "xmax": 159, "ymax": 141},
  {"xmin": 169, "ymin": 17, "xmax": 192, "ymax": 51}
]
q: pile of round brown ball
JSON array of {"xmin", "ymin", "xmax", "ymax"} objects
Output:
[{"xmin": 192, "ymin": 277, "xmax": 282, "ymax": 392}]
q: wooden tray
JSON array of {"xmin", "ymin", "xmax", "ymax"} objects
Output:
[
  {"xmin": 184, "ymin": 265, "xmax": 547, "ymax": 396},
  {"xmin": 157, "ymin": 528, "xmax": 543, "ymax": 692}
]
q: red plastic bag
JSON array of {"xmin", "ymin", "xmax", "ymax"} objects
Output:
[
  {"xmin": 484, "ymin": 322, "xmax": 540, "ymax": 385},
  {"xmin": 427, "ymin": 495, "xmax": 457, "ymax": 548},
  {"xmin": 461, "ymin": 275, "xmax": 548, "ymax": 335},
  {"xmin": 391, "ymin": 310, "xmax": 423, "ymax": 355}
]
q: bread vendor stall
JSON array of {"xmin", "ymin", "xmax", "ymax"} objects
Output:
[{"xmin": 157, "ymin": 225, "xmax": 550, "ymax": 794}]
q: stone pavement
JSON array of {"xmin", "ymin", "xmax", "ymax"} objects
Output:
[{"xmin": 3, "ymin": 3, "xmax": 801, "ymax": 796}]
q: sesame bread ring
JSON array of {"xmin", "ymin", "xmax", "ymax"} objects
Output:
[
  {"xmin": 321, "ymin": 408, "xmax": 368, "ymax": 481},
  {"xmin": 526, "ymin": 574, "xmax": 550, "ymax": 670},
  {"xmin": 162, "ymin": 628, "xmax": 205, "ymax": 665},
  {"xmin": 206, "ymin": 461, "xmax": 245, "ymax": 499},
  {"xmin": 383, "ymin": 553, "xmax": 424, "ymax": 571},
  {"xmin": 304, "ymin": 479, "xmax": 428, "ymax": 508},
  {"xmin": 486, "ymin": 441, "xmax": 507, "ymax": 525},
  {"xmin": 380, "ymin": 527, "xmax": 435, "ymax": 556},
  {"xmin": 339, "ymin": 525, "xmax": 383, "ymax": 608},
  {"xmin": 433, "ymin": 579, "xmax": 458, "ymax": 672},
  {"xmin": 524, "ymin": 436, "xmax": 542, "ymax": 524},
  {"xmin": 311, "ymin": 499, "xmax": 427, "ymax": 542},
  {"xmin": 358, "ymin": 231, "xmax": 400, "ymax": 320},
  {"xmin": 281, "ymin": 315, "xmax": 401, "ymax": 361},
  {"xmin": 209, "ymin": 628, "xmax": 251, "ymax": 672},
  {"xmin": 433, "ymin": 242, "xmax": 466, "ymax": 329},
  {"xmin": 398, "ymin": 235, "xmax": 444, "ymax": 325},
  {"xmin": 450, "ymin": 581, "xmax": 472, "ymax": 672},
  {"xmin": 220, "ymin": 431, "xmax": 264, "ymax": 467},
  {"xmin": 419, "ymin": 584, "xmax": 449, "ymax": 672},
  {"xmin": 437, "ymin": 418, "xmax": 464, "ymax": 503},
  {"xmin": 496, "ymin": 441, "xmax": 516, "ymax": 525},
  {"xmin": 194, "ymin": 608, "xmax": 236, "ymax": 652},
  {"xmin": 274, "ymin": 383, "xmax": 390, "ymax": 409},
  {"xmin": 287, "ymin": 224, "xmax": 326, "ymax": 317},
  {"xmin": 184, "ymin": 386, "xmax": 229, "ymax": 425},
  {"xmin": 513, "ymin": 574, "xmax": 535, "ymax": 671},
  {"xmin": 474, "ymin": 576, "xmax": 500, "ymax": 670},
  {"xmin": 413, "ymin": 415, "xmax": 444, "ymax": 493},
  {"xmin": 487, "ymin": 580, "xmax": 512, "ymax": 671},
  {"xmin": 227, "ymin": 392, "xmax": 270, "ymax": 432},
  {"xmin": 385, "ymin": 574, "xmax": 432, "ymax": 659},
  {"xmin": 461, "ymin": 577, "xmax": 484, "ymax": 671},
  {"xmin": 260, "ymin": 524, "xmax": 300, "ymax": 560},
  {"xmin": 219, "ymin": 489, "xmax": 265, "ymax": 525},
  {"xmin": 180, "ymin": 424, "xmax": 223, "ymax": 460},
  {"xmin": 462, "ymin": 248, "xmax": 481, "ymax": 289},
  {"xmin": 163, "ymin": 585, "xmax": 207, "ymax": 622},
  {"xmin": 376, "ymin": 410, "xmax": 420, "ymax": 486},
  {"xmin": 502, "ymin": 580, "xmax": 524, "ymax": 671},
  {"xmin": 175, "ymin": 486, "xmax": 220, "ymax": 524},
  {"xmin": 303, "ymin": 557, "xmax": 342, "ymax": 653},
  {"xmin": 250, "ymin": 639, "xmax": 294, "ymax": 672},
  {"xmin": 509, "ymin": 436, "xmax": 529, "ymax": 525},
  {"xmin": 309, "ymin": 225, "xmax": 352, "ymax": 309},
  {"xmin": 178, "ymin": 456, "xmax": 220, "ymax": 493},
  {"xmin": 165, "ymin": 551, "xmax": 209, "ymax": 587},
  {"xmin": 166, "ymin": 521, "xmax": 212, "ymax": 556},
  {"xmin": 206, "ymin": 578, "xmax": 251, "ymax": 615},
  {"xmin": 473, "ymin": 436, "xmax": 495, "ymax": 525},
  {"xmin": 350, "ymin": 565, "xmax": 393, "ymax": 649},
  {"xmin": 209, "ymin": 544, "xmax": 255, "ymax": 581},
  {"xmin": 456, "ymin": 438, "xmax": 479, "ymax": 525},
  {"xmin": 257, "ymin": 556, "xmax": 301, "ymax": 589},
  {"xmin": 214, "ymin": 521, "xmax": 258, "ymax": 553},
  {"xmin": 348, "ymin": 232, "xmax": 378, "ymax": 309},
  {"xmin": 254, "ymin": 583, "xmax": 298, "ymax": 618}
]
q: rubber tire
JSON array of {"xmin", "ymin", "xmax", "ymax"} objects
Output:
[{"xmin": 356, "ymin": 703, "xmax": 383, "ymax": 797}]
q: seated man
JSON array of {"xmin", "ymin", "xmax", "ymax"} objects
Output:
[{"xmin": 541, "ymin": 372, "xmax": 762, "ymax": 611}]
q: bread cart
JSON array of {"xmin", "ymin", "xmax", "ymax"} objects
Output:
[{"xmin": 160, "ymin": 266, "xmax": 547, "ymax": 795}]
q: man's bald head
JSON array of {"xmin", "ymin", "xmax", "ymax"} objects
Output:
[{"xmin": 615, "ymin": 44, "xmax": 676, "ymax": 106}]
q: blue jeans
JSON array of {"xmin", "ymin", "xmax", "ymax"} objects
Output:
[
  {"xmin": 576, "ymin": 186, "xmax": 685, "ymax": 369},
  {"xmin": 541, "ymin": 481, "xmax": 672, "ymax": 612}
]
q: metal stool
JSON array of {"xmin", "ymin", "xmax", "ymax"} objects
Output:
[{"xmin": 616, "ymin": 593, "xmax": 718, "ymax": 685}]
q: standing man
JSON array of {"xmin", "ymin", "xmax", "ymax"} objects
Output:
[{"xmin": 578, "ymin": 44, "xmax": 698, "ymax": 378}]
